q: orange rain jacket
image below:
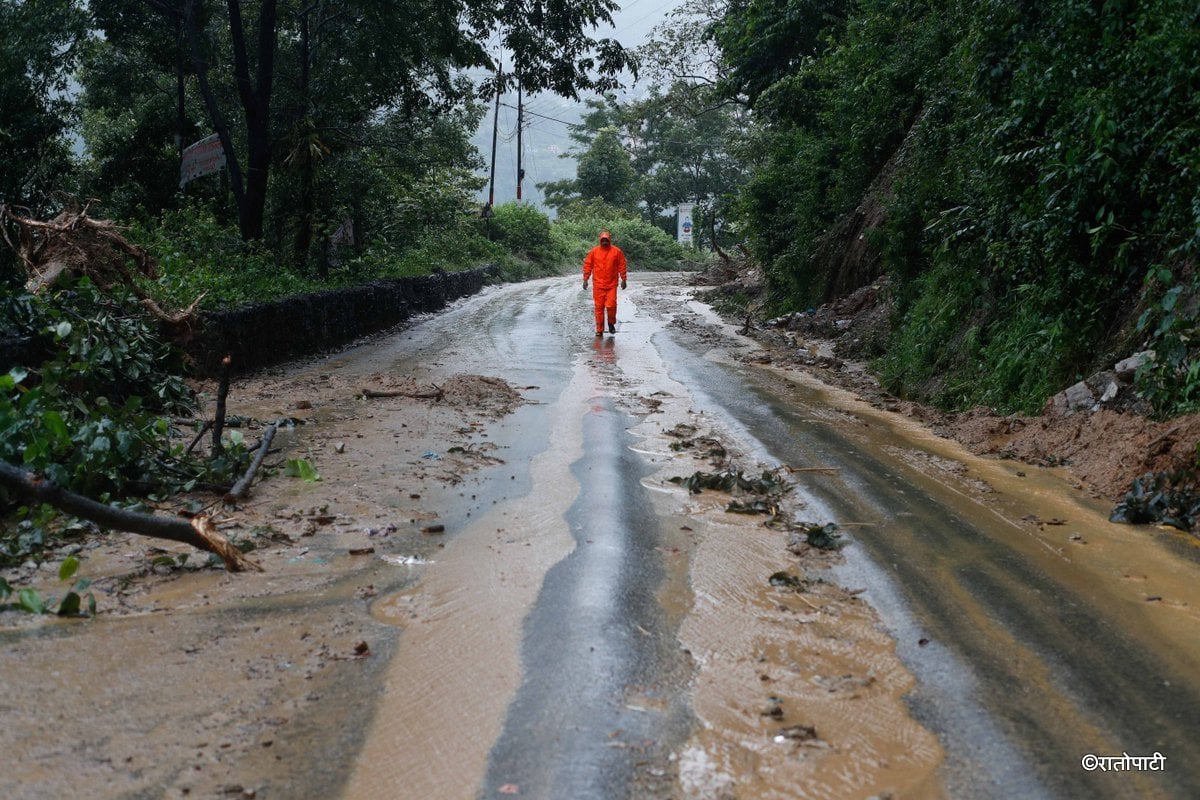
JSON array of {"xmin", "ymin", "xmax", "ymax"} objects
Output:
[{"xmin": 582, "ymin": 231, "xmax": 627, "ymax": 289}]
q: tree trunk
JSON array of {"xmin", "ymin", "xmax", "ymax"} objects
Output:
[
  {"xmin": 227, "ymin": 0, "xmax": 278, "ymax": 241},
  {"xmin": 295, "ymin": 7, "xmax": 316, "ymax": 271},
  {"xmin": 178, "ymin": 0, "xmax": 248, "ymax": 217}
]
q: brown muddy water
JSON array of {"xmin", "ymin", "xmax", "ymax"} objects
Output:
[{"xmin": 2, "ymin": 275, "xmax": 1194, "ymax": 799}]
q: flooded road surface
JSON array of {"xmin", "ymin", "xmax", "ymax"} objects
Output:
[
  {"xmin": 343, "ymin": 276, "xmax": 940, "ymax": 799},
  {"xmin": 4, "ymin": 274, "xmax": 1196, "ymax": 800},
  {"xmin": 645, "ymin": 288, "xmax": 1200, "ymax": 799},
  {"xmin": 339, "ymin": 273, "xmax": 1198, "ymax": 799}
]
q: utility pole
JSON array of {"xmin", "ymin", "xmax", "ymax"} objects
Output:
[
  {"xmin": 487, "ymin": 73, "xmax": 501, "ymax": 209},
  {"xmin": 516, "ymin": 81, "xmax": 524, "ymax": 203},
  {"xmin": 486, "ymin": 61, "xmax": 502, "ymax": 238}
]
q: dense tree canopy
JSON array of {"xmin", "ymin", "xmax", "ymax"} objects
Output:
[{"xmin": 0, "ymin": 0, "xmax": 634, "ymax": 269}]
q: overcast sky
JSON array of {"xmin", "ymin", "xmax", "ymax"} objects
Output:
[{"xmin": 471, "ymin": 0, "xmax": 685, "ymax": 211}]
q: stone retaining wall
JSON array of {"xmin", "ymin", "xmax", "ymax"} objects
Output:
[{"xmin": 185, "ymin": 265, "xmax": 497, "ymax": 377}]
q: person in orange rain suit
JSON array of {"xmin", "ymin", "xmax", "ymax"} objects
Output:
[{"xmin": 582, "ymin": 230, "xmax": 627, "ymax": 337}]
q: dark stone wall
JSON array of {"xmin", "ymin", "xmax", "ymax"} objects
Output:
[
  {"xmin": 185, "ymin": 265, "xmax": 497, "ymax": 377},
  {"xmin": 0, "ymin": 335, "xmax": 45, "ymax": 375}
]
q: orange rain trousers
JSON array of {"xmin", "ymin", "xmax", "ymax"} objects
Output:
[{"xmin": 593, "ymin": 285, "xmax": 618, "ymax": 331}]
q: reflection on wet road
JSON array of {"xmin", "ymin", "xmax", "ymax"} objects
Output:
[
  {"xmin": 481, "ymin": 391, "xmax": 691, "ymax": 799},
  {"xmin": 345, "ymin": 274, "xmax": 1198, "ymax": 799},
  {"xmin": 653, "ymin": 314, "xmax": 1200, "ymax": 800}
]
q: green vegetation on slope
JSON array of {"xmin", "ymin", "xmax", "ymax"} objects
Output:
[{"xmin": 712, "ymin": 0, "xmax": 1200, "ymax": 416}]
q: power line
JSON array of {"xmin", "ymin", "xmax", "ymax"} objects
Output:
[{"xmin": 501, "ymin": 102, "xmax": 731, "ymax": 149}]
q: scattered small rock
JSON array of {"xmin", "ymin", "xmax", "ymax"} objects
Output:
[
  {"xmin": 764, "ymin": 705, "xmax": 784, "ymax": 720},
  {"xmin": 776, "ymin": 723, "xmax": 818, "ymax": 742}
]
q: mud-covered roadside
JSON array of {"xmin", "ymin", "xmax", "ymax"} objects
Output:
[
  {"xmin": 716, "ymin": 275, "xmax": 1200, "ymax": 511},
  {"xmin": 0, "ymin": 359, "xmax": 531, "ymax": 799},
  {"xmin": 2, "ymin": 276, "xmax": 946, "ymax": 799}
]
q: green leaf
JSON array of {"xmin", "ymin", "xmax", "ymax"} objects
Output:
[
  {"xmin": 1162, "ymin": 286, "xmax": 1183, "ymax": 313},
  {"xmin": 0, "ymin": 577, "xmax": 12, "ymax": 600},
  {"xmin": 59, "ymin": 555, "xmax": 80, "ymax": 581},
  {"xmin": 2, "ymin": 367, "xmax": 28, "ymax": 390},
  {"xmin": 18, "ymin": 588, "xmax": 47, "ymax": 614},
  {"xmin": 43, "ymin": 410, "xmax": 70, "ymax": 443},
  {"xmin": 285, "ymin": 458, "xmax": 321, "ymax": 482},
  {"xmin": 57, "ymin": 592, "xmax": 81, "ymax": 616},
  {"xmin": 87, "ymin": 592, "xmax": 97, "ymax": 616}
]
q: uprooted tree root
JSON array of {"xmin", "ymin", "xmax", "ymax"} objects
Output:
[{"xmin": 0, "ymin": 203, "xmax": 204, "ymax": 333}]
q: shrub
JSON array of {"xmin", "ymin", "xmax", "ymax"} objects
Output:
[
  {"xmin": 553, "ymin": 201, "xmax": 702, "ymax": 271},
  {"xmin": 486, "ymin": 202, "xmax": 564, "ymax": 266},
  {"xmin": 0, "ymin": 280, "xmax": 246, "ymax": 565},
  {"xmin": 130, "ymin": 204, "xmax": 319, "ymax": 310}
]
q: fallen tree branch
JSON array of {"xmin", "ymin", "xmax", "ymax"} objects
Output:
[
  {"xmin": 225, "ymin": 422, "xmax": 277, "ymax": 502},
  {"xmin": 1147, "ymin": 424, "xmax": 1182, "ymax": 450},
  {"xmin": 0, "ymin": 461, "xmax": 262, "ymax": 572},
  {"xmin": 185, "ymin": 419, "xmax": 214, "ymax": 456},
  {"xmin": 361, "ymin": 383, "xmax": 444, "ymax": 401},
  {"xmin": 139, "ymin": 291, "xmax": 206, "ymax": 325}
]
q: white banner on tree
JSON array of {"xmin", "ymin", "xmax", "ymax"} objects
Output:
[
  {"xmin": 179, "ymin": 133, "xmax": 227, "ymax": 188},
  {"xmin": 677, "ymin": 203, "xmax": 695, "ymax": 245}
]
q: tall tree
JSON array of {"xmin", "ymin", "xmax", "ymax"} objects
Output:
[
  {"xmin": 627, "ymin": 0, "xmax": 750, "ymax": 242},
  {"xmin": 0, "ymin": 0, "xmax": 88, "ymax": 211},
  {"xmin": 536, "ymin": 96, "xmax": 625, "ymax": 211},
  {"xmin": 575, "ymin": 126, "xmax": 637, "ymax": 209},
  {"xmin": 133, "ymin": 0, "xmax": 631, "ymax": 241}
]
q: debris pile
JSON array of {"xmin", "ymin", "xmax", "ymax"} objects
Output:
[{"xmin": 0, "ymin": 203, "xmax": 203, "ymax": 330}]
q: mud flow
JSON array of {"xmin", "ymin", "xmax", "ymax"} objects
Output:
[{"xmin": 3, "ymin": 275, "xmax": 1194, "ymax": 800}]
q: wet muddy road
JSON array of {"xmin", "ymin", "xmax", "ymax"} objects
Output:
[
  {"xmin": 339, "ymin": 274, "xmax": 1200, "ymax": 799},
  {"xmin": 646, "ymin": 292, "xmax": 1200, "ymax": 799},
  {"xmin": 3, "ymin": 274, "xmax": 1197, "ymax": 800}
]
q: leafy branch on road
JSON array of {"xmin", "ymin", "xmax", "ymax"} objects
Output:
[
  {"xmin": 1, "ymin": 280, "xmax": 256, "ymax": 568},
  {"xmin": 669, "ymin": 467, "xmax": 791, "ymax": 497}
]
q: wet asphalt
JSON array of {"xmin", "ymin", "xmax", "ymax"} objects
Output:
[
  {"xmin": 479, "ymin": 395, "xmax": 692, "ymax": 799},
  {"xmin": 652, "ymin": 326, "xmax": 1200, "ymax": 800},
  {"xmin": 351, "ymin": 275, "xmax": 1198, "ymax": 799}
]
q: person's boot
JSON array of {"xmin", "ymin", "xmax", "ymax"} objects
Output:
[
  {"xmin": 595, "ymin": 331, "xmax": 603, "ymax": 337},
  {"xmin": 608, "ymin": 323, "xmax": 617, "ymax": 334}
]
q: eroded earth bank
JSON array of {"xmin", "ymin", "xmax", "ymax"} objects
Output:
[{"xmin": 2, "ymin": 274, "xmax": 1197, "ymax": 800}]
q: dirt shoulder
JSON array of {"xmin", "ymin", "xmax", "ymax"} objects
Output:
[
  {"xmin": 715, "ymin": 274, "xmax": 1200, "ymax": 510},
  {"xmin": 0, "ymin": 362, "xmax": 531, "ymax": 800}
]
